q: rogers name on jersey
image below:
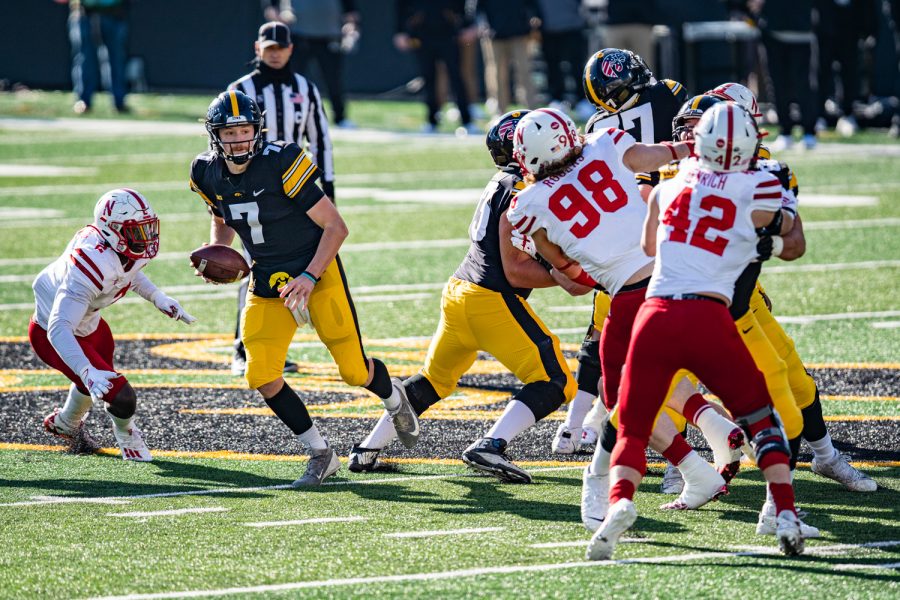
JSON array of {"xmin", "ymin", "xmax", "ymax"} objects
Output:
[{"xmin": 539, "ymin": 153, "xmax": 586, "ymax": 188}]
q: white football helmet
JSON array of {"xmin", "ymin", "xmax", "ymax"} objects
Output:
[
  {"xmin": 512, "ymin": 108, "xmax": 582, "ymax": 177},
  {"xmin": 709, "ymin": 82, "xmax": 760, "ymax": 118},
  {"xmin": 694, "ymin": 103, "xmax": 762, "ymax": 173},
  {"xmin": 92, "ymin": 188, "xmax": 159, "ymax": 260}
]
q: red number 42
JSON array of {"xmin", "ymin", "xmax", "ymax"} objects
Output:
[
  {"xmin": 663, "ymin": 189, "xmax": 736, "ymax": 256},
  {"xmin": 548, "ymin": 160, "xmax": 628, "ymax": 239}
]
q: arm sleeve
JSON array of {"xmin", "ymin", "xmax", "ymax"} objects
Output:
[
  {"xmin": 280, "ymin": 143, "xmax": 325, "ymax": 207},
  {"xmin": 129, "ymin": 271, "xmax": 160, "ymax": 302},
  {"xmin": 304, "ymin": 81, "xmax": 335, "ymax": 184},
  {"xmin": 46, "ymin": 275, "xmax": 98, "ymax": 377}
]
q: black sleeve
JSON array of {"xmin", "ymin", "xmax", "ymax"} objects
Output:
[
  {"xmin": 296, "ymin": 183, "xmax": 326, "ymax": 211},
  {"xmin": 189, "ymin": 157, "xmax": 222, "ymax": 218}
]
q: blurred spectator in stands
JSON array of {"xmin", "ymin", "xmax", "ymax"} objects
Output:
[
  {"xmin": 535, "ymin": 0, "xmax": 589, "ymax": 113},
  {"xmin": 474, "ymin": 0, "xmax": 540, "ymax": 116},
  {"xmin": 264, "ymin": 0, "xmax": 359, "ymax": 128},
  {"xmin": 603, "ymin": 0, "xmax": 657, "ymax": 71},
  {"xmin": 814, "ymin": 0, "xmax": 877, "ymax": 137},
  {"xmin": 754, "ymin": 0, "xmax": 818, "ymax": 150},
  {"xmin": 395, "ymin": 0, "xmax": 479, "ymax": 134},
  {"xmin": 62, "ymin": 0, "xmax": 130, "ymax": 114}
]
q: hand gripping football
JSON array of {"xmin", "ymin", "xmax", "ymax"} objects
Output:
[{"xmin": 189, "ymin": 244, "xmax": 249, "ymax": 284}]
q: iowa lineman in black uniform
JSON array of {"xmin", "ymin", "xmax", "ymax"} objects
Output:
[
  {"xmin": 551, "ymin": 48, "xmax": 689, "ymax": 457},
  {"xmin": 190, "ymin": 90, "xmax": 419, "ymax": 486},
  {"xmin": 348, "ymin": 111, "xmax": 580, "ymax": 483}
]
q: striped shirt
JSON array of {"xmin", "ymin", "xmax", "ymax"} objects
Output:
[{"xmin": 228, "ymin": 69, "xmax": 334, "ymax": 184}]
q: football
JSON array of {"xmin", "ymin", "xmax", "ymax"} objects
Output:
[{"xmin": 189, "ymin": 244, "xmax": 249, "ymax": 284}]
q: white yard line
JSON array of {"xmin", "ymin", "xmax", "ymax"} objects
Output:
[
  {"xmin": 84, "ymin": 540, "xmax": 900, "ymax": 600},
  {"xmin": 107, "ymin": 507, "xmax": 228, "ymax": 518},
  {"xmin": 833, "ymin": 562, "xmax": 900, "ymax": 571},
  {"xmin": 530, "ymin": 538, "xmax": 649, "ymax": 548},
  {"xmin": 764, "ymin": 259, "xmax": 900, "ymax": 274},
  {"xmin": 385, "ymin": 527, "xmax": 503, "ymax": 539},
  {"xmin": 244, "ymin": 516, "xmax": 367, "ymax": 528},
  {"xmin": 803, "ymin": 217, "xmax": 900, "ymax": 230},
  {"xmin": 0, "ymin": 467, "xmax": 582, "ymax": 508}
]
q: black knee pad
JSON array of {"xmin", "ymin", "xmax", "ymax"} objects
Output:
[
  {"xmin": 599, "ymin": 414, "xmax": 617, "ymax": 453},
  {"xmin": 106, "ymin": 383, "xmax": 136, "ymax": 419},
  {"xmin": 404, "ymin": 373, "xmax": 441, "ymax": 416},
  {"xmin": 735, "ymin": 405, "xmax": 790, "ymax": 467},
  {"xmin": 513, "ymin": 381, "xmax": 565, "ymax": 422},
  {"xmin": 575, "ymin": 338, "xmax": 601, "ymax": 394}
]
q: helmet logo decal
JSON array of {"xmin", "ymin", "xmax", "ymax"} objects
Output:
[
  {"xmin": 601, "ymin": 53, "xmax": 627, "ymax": 78},
  {"xmin": 498, "ymin": 119, "xmax": 517, "ymax": 141}
]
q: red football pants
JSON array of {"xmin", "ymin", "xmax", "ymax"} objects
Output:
[
  {"xmin": 28, "ymin": 319, "xmax": 126, "ymax": 400},
  {"xmin": 599, "ymin": 285, "xmax": 648, "ymax": 410},
  {"xmin": 611, "ymin": 297, "xmax": 774, "ymax": 475}
]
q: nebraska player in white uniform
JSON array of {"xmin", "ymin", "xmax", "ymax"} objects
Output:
[
  {"xmin": 29, "ymin": 189, "xmax": 195, "ymax": 461},
  {"xmin": 589, "ymin": 103, "xmax": 804, "ymax": 560},
  {"xmin": 509, "ymin": 108, "xmax": 735, "ymax": 528}
]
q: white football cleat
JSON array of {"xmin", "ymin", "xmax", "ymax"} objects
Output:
[
  {"xmin": 586, "ymin": 498, "xmax": 637, "ymax": 561},
  {"xmin": 581, "ymin": 426, "xmax": 598, "ymax": 446},
  {"xmin": 112, "ymin": 423, "xmax": 152, "ymax": 462},
  {"xmin": 551, "ymin": 424, "xmax": 581, "ymax": 455},
  {"xmin": 775, "ymin": 510, "xmax": 805, "ymax": 556},
  {"xmin": 811, "ymin": 451, "xmax": 877, "ymax": 492},
  {"xmin": 43, "ymin": 407, "xmax": 100, "ymax": 454},
  {"xmin": 661, "ymin": 469, "xmax": 727, "ymax": 510},
  {"xmin": 660, "ymin": 462, "xmax": 684, "ymax": 494},
  {"xmin": 756, "ymin": 502, "xmax": 820, "ymax": 538},
  {"xmin": 581, "ymin": 466, "xmax": 609, "ymax": 533}
]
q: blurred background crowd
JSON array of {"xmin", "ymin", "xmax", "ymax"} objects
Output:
[{"xmin": 4, "ymin": 0, "xmax": 899, "ymax": 142}]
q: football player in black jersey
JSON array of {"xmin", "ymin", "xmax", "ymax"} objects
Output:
[
  {"xmin": 552, "ymin": 48, "xmax": 690, "ymax": 458},
  {"xmin": 190, "ymin": 90, "xmax": 420, "ymax": 486},
  {"xmin": 347, "ymin": 111, "xmax": 583, "ymax": 483}
]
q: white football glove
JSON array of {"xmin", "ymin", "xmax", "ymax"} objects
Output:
[
  {"xmin": 151, "ymin": 291, "xmax": 197, "ymax": 324},
  {"xmin": 80, "ymin": 365, "xmax": 119, "ymax": 399},
  {"xmin": 510, "ymin": 229, "xmax": 537, "ymax": 259}
]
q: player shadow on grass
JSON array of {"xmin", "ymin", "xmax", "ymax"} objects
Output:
[{"xmin": 0, "ymin": 457, "xmax": 290, "ymax": 499}]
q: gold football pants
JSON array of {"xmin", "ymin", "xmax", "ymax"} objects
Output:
[
  {"xmin": 242, "ymin": 256, "xmax": 369, "ymax": 390},
  {"xmin": 421, "ymin": 277, "xmax": 576, "ymax": 401}
]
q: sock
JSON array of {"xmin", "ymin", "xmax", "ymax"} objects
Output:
[
  {"xmin": 264, "ymin": 383, "xmax": 314, "ymax": 435},
  {"xmin": 807, "ymin": 432, "xmax": 837, "ymax": 462},
  {"xmin": 590, "ymin": 419, "xmax": 617, "ymax": 476},
  {"xmin": 360, "ymin": 411, "xmax": 397, "ymax": 449},
  {"xmin": 107, "ymin": 412, "xmax": 134, "ymax": 434},
  {"xmin": 660, "ymin": 436, "xmax": 692, "ymax": 466},
  {"xmin": 801, "ymin": 390, "xmax": 829, "ymax": 443},
  {"xmin": 682, "ymin": 393, "xmax": 709, "ymax": 424},
  {"xmin": 695, "ymin": 404, "xmax": 740, "ymax": 467},
  {"xmin": 609, "ymin": 479, "xmax": 636, "ymax": 504},
  {"xmin": 582, "ymin": 397, "xmax": 609, "ymax": 431},
  {"xmin": 677, "ymin": 451, "xmax": 716, "ymax": 484},
  {"xmin": 59, "ymin": 384, "xmax": 93, "ymax": 427},
  {"xmin": 297, "ymin": 424, "xmax": 327, "ymax": 451},
  {"xmin": 765, "ymin": 469, "xmax": 794, "ymax": 507},
  {"xmin": 364, "ymin": 358, "xmax": 394, "ymax": 405},
  {"xmin": 486, "ymin": 400, "xmax": 536, "ymax": 442},
  {"xmin": 564, "ymin": 390, "xmax": 595, "ymax": 430},
  {"xmin": 768, "ymin": 482, "xmax": 797, "ymax": 516}
]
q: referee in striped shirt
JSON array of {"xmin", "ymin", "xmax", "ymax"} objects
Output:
[{"xmin": 227, "ymin": 21, "xmax": 336, "ymax": 376}]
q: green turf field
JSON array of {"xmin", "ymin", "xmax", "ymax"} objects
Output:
[{"xmin": 0, "ymin": 91, "xmax": 898, "ymax": 598}]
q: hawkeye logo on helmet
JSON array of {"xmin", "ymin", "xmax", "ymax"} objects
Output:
[{"xmin": 601, "ymin": 53, "xmax": 627, "ymax": 78}]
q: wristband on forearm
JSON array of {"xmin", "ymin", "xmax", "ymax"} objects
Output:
[{"xmin": 300, "ymin": 271, "xmax": 320, "ymax": 285}]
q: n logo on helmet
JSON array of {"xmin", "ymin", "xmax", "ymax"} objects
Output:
[
  {"xmin": 498, "ymin": 119, "xmax": 517, "ymax": 141},
  {"xmin": 601, "ymin": 53, "xmax": 627, "ymax": 78}
]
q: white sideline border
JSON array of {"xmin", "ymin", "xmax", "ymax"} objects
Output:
[
  {"xmin": 85, "ymin": 540, "xmax": 900, "ymax": 600},
  {"xmin": 108, "ymin": 507, "xmax": 228, "ymax": 518},
  {"xmin": 385, "ymin": 527, "xmax": 503, "ymax": 539},
  {"xmin": 245, "ymin": 516, "xmax": 367, "ymax": 528}
]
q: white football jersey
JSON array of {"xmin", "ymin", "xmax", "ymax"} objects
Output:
[
  {"xmin": 507, "ymin": 128, "xmax": 652, "ymax": 295},
  {"xmin": 648, "ymin": 159, "xmax": 788, "ymax": 301}
]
